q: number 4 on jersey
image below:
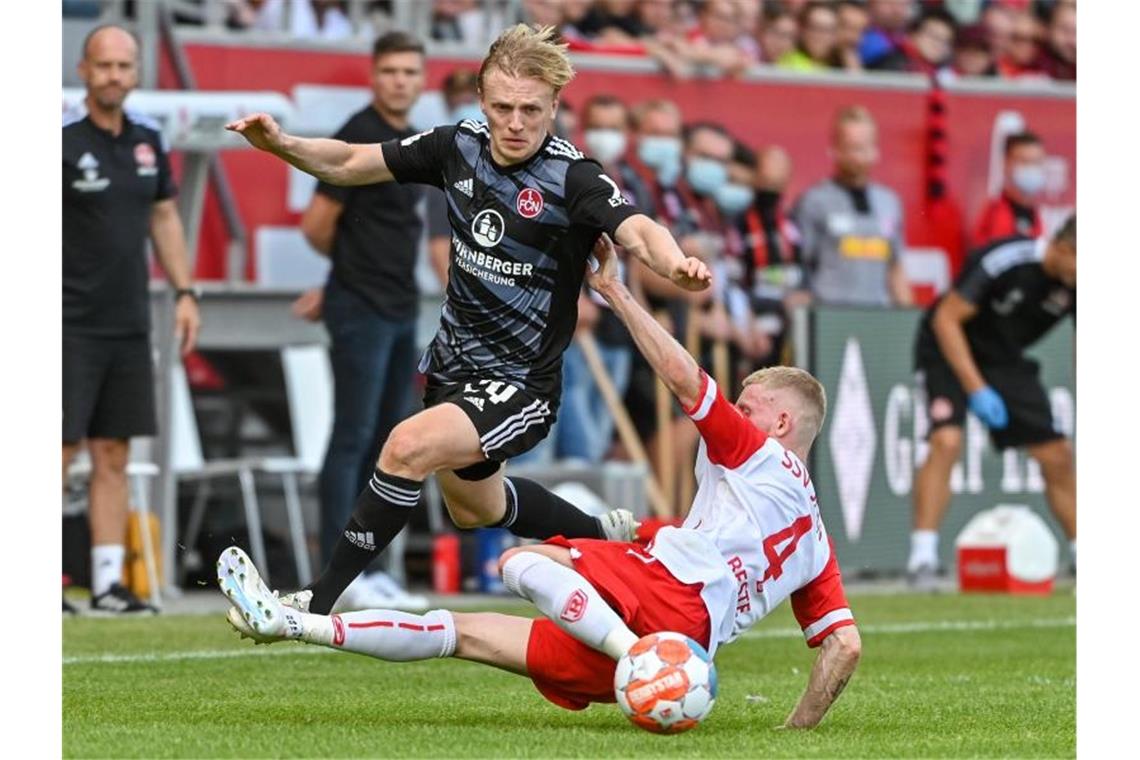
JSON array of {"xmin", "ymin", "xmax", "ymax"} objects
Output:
[{"xmin": 761, "ymin": 516, "xmax": 813, "ymax": 583}]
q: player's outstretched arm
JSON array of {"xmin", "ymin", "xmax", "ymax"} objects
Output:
[
  {"xmin": 784, "ymin": 625, "xmax": 862, "ymax": 729},
  {"xmin": 613, "ymin": 214, "xmax": 711, "ymax": 292},
  {"xmin": 225, "ymin": 113, "xmax": 394, "ymax": 186},
  {"xmin": 586, "ymin": 234, "xmax": 703, "ymax": 410}
]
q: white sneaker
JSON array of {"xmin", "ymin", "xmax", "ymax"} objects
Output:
[
  {"xmin": 362, "ymin": 572, "xmax": 430, "ymax": 612},
  {"xmin": 216, "ymin": 546, "xmax": 293, "ymax": 644},
  {"xmin": 598, "ymin": 508, "xmax": 640, "ymax": 542}
]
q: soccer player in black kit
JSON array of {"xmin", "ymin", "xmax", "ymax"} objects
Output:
[
  {"xmin": 906, "ymin": 216, "xmax": 1076, "ymax": 587},
  {"xmin": 226, "ymin": 24, "xmax": 712, "ymax": 614}
]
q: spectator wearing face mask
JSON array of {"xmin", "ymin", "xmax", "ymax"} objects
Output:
[
  {"xmin": 553, "ymin": 94, "xmax": 654, "ymax": 464},
  {"xmin": 973, "ymin": 131, "xmax": 1046, "ymax": 247}
]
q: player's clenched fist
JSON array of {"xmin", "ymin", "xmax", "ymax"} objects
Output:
[
  {"xmin": 225, "ymin": 113, "xmax": 286, "ymax": 153},
  {"xmin": 670, "ymin": 256, "xmax": 712, "ymax": 291}
]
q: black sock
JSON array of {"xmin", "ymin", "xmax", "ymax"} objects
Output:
[
  {"xmin": 496, "ymin": 477, "xmax": 603, "ymax": 540},
  {"xmin": 306, "ymin": 469, "xmax": 421, "ymax": 614}
]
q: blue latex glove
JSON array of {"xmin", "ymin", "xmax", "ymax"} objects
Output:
[{"xmin": 968, "ymin": 387, "xmax": 1009, "ymax": 430}]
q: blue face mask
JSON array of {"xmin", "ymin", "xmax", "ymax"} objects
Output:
[
  {"xmin": 714, "ymin": 183, "xmax": 754, "ymax": 217},
  {"xmin": 638, "ymin": 136, "xmax": 683, "ymax": 188},
  {"xmin": 451, "ymin": 103, "xmax": 484, "ymax": 123},
  {"xmin": 686, "ymin": 158, "xmax": 727, "ymax": 197}
]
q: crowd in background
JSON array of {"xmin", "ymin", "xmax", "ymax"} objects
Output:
[
  {"xmin": 67, "ymin": 1, "xmax": 1075, "ymax": 84},
  {"xmin": 410, "ymin": 66, "xmax": 1056, "ymax": 512}
]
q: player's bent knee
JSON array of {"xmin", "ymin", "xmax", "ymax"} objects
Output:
[
  {"xmin": 447, "ymin": 506, "xmax": 494, "ymax": 530},
  {"xmin": 379, "ymin": 424, "xmax": 429, "ymax": 477}
]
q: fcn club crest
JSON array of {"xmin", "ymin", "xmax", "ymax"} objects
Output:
[{"xmin": 516, "ymin": 187, "xmax": 544, "ymax": 219}]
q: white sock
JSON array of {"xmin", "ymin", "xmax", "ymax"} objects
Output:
[
  {"xmin": 91, "ymin": 544, "xmax": 125, "ymax": 596},
  {"xmin": 501, "ymin": 551, "xmax": 637, "ymax": 660},
  {"xmin": 908, "ymin": 530, "xmax": 939, "ymax": 572},
  {"xmin": 301, "ymin": 609, "xmax": 456, "ymax": 661}
]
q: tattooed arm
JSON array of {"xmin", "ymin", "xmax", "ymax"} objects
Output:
[{"xmin": 784, "ymin": 626, "xmax": 862, "ymax": 728}]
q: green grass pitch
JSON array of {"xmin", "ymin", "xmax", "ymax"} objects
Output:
[{"xmin": 63, "ymin": 591, "xmax": 1074, "ymax": 758}]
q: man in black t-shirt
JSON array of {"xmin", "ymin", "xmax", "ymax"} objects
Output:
[
  {"xmin": 907, "ymin": 217, "xmax": 1076, "ymax": 586},
  {"xmin": 291, "ymin": 32, "xmax": 431, "ymax": 612},
  {"xmin": 63, "ymin": 26, "xmax": 201, "ymax": 614},
  {"xmin": 227, "ymin": 24, "xmax": 711, "ymax": 616}
]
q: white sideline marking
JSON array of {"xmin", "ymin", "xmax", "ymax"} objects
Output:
[{"xmin": 64, "ymin": 617, "xmax": 1075, "ymax": 666}]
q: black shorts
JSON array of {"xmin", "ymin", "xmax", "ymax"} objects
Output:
[
  {"xmin": 917, "ymin": 354, "xmax": 1063, "ymax": 450},
  {"xmin": 423, "ymin": 377, "xmax": 556, "ymax": 480},
  {"xmin": 63, "ymin": 334, "xmax": 157, "ymax": 443}
]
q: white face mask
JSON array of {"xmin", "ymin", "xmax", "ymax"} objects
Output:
[
  {"xmin": 584, "ymin": 128, "xmax": 628, "ymax": 164},
  {"xmin": 1011, "ymin": 164, "xmax": 1047, "ymax": 198}
]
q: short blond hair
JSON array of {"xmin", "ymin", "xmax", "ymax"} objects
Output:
[
  {"xmin": 479, "ymin": 24, "xmax": 575, "ymax": 96},
  {"xmin": 832, "ymin": 104, "xmax": 876, "ymax": 142},
  {"xmin": 742, "ymin": 366, "xmax": 827, "ymax": 447}
]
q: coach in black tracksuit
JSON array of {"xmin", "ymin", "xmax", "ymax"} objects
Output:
[
  {"xmin": 905, "ymin": 217, "xmax": 1077, "ymax": 584},
  {"xmin": 63, "ymin": 25, "xmax": 200, "ymax": 614}
]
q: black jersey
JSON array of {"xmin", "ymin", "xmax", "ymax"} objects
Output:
[
  {"xmin": 63, "ymin": 109, "xmax": 177, "ymax": 337},
  {"xmin": 380, "ymin": 120, "xmax": 642, "ymax": 400},
  {"xmin": 317, "ymin": 106, "xmax": 424, "ymax": 320},
  {"xmin": 916, "ymin": 235, "xmax": 1075, "ymax": 367}
]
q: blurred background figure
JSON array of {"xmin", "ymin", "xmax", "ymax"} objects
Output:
[
  {"xmin": 553, "ymin": 94, "xmax": 653, "ymax": 464},
  {"xmin": 296, "ymin": 31, "xmax": 432, "ymax": 612},
  {"xmin": 793, "ymin": 105, "xmax": 912, "ymax": 308},
  {"xmin": 908, "ymin": 217, "xmax": 1077, "ymax": 588},
  {"xmin": 951, "ymin": 24, "xmax": 995, "ymax": 78},
  {"xmin": 859, "ymin": 0, "xmax": 915, "ymax": 68},
  {"xmin": 733, "ymin": 145, "xmax": 808, "ymax": 371},
  {"xmin": 758, "ymin": 5, "xmax": 800, "ymax": 65},
  {"xmin": 996, "ymin": 10, "xmax": 1045, "ymax": 79},
  {"xmin": 834, "ymin": 0, "xmax": 871, "ymax": 72},
  {"xmin": 870, "ymin": 7, "xmax": 957, "ymax": 77},
  {"xmin": 778, "ymin": 1, "xmax": 839, "ymax": 72},
  {"xmin": 63, "ymin": 25, "xmax": 200, "ymax": 615},
  {"xmin": 1037, "ymin": 1, "xmax": 1076, "ymax": 81},
  {"xmin": 973, "ymin": 131, "xmax": 1046, "ymax": 247}
]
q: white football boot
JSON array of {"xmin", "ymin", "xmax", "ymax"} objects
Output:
[
  {"xmin": 216, "ymin": 546, "xmax": 295, "ymax": 644},
  {"xmin": 598, "ymin": 508, "xmax": 640, "ymax": 542}
]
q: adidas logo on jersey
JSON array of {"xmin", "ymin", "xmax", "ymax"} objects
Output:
[
  {"xmin": 344, "ymin": 530, "xmax": 376, "ymax": 551},
  {"xmin": 464, "ymin": 396, "xmax": 486, "ymax": 412},
  {"xmin": 454, "ymin": 178, "xmax": 473, "ymax": 197}
]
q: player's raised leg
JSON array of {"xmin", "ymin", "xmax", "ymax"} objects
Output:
[
  {"xmin": 218, "ymin": 546, "xmax": 532, "ymax": 673},
  {"xmin": 304, "ymin": 403, "xmax": 480, "ymax": 614},
  {"xmin": 499, "ymin": 545, "xmax": 638, "ymax": 660}
]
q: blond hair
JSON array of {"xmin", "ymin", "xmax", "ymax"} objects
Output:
[
  {"xmin": 742, "ymin": 366, "xmax": 827, "ymax": 447},
  {"xmin": 832, "ymin": 104, "xmax": 876, "ymax": 142},
  {"xmin": 479, "ymin": 24, "xmax": 575, "ymax": 96}
]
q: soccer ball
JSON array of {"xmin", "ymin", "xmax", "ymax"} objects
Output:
[{"xmin": 613, "ymin": 632, "xmax": 718, "ymax": 734}]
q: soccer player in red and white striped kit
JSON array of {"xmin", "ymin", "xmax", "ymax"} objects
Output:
[{"xmin": 219, "ymin": 235, "xmax": 861, "ymax": 729}]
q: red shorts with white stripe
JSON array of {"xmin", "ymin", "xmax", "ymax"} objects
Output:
[{"xmin": 524, "ymin": 537, "xmax": 711, "ymax": 711}]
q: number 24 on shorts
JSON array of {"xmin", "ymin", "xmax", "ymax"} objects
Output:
[{"xmin": 463, "ymin": 379, "xmax": 519, "ymax": 405}]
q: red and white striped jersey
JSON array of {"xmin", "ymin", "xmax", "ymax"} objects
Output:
[{"xmin": 647, "ymin": 372, "xmax": 855, "ymax": 656}]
